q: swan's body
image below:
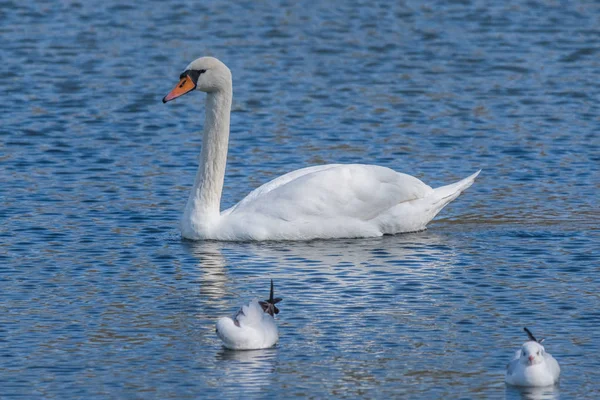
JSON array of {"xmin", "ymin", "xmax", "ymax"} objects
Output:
[
  {"xmin": 505, "ymin": 328, "xmax": 560, "ymax": 387},
  {"xmin": 215, "ymin": 281, "xmax": 282, "ymax": 350},
  {"xmin": 164, "ymin": 57, "xmax": 480, "ymax": 241}
]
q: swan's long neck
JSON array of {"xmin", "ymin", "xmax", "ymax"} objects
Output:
[{"xmin": 184, "ymin": 85, "xmax": 232, "ymax": 231}]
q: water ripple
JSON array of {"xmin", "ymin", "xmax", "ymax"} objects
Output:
[{"xmin": 1, "ymin": 0, "xmax": 599, "ymax": 398}]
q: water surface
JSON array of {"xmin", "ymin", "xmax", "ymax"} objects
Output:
[{"xmin": 1, "ymin": 0, "xmax": 599, "ymax": 398}]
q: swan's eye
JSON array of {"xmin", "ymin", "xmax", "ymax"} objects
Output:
[
  {"xmin": 537, "ymin": 351, "xmax": 540, "ymax": 355},
  {"xmin": 180, "ymin": 69, "xmax": 206, "ymax": 84}
]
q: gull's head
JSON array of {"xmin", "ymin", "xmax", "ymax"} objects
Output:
[
  {"xmin": 520, "ymin": 341, "xmax": 545, "ymax": 366},
  {"xmin": 163, "ymin": 56, "xmax": 232, "ymax": 103}
]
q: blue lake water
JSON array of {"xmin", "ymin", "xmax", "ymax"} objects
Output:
[{"xmin": 1, "ymin": 0, "xmax": 599, "ymax": 398}]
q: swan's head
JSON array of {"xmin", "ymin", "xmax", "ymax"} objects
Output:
[
  {"xmin": 163, "ymin": 56, "xmax": 231, "ymax": 103},
  {"xmin": 520, "ymin": 341, "xmax": 546, "ymax": 366}
]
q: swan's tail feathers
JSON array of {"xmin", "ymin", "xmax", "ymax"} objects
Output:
[
  {"xmin": 377, "ymin": 170, "xmax": 480, "ymax": 234},
  {"xmin": 431, "ymin": 169, "xmax": 481, "ymax": 206},
  {"xmin": 420, "ymin": 169, "xmax": 480, "ymax": 224}
]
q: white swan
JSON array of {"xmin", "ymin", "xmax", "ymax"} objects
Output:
[
  {"xmin": 505, "ymin": 328, "xmax": 561, "ymax": 387},
  {"xmin": 164, "ymin": 57, "xmax": 480, "ymax": 241},
  {"xmin": 216, "ymin": 280, "xmax": 282, "ymax": 350}
]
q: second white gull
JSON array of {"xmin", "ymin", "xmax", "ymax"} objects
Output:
[{"xmin": 505, "ymin": 327, "xmax": 561, "ymax": 387}]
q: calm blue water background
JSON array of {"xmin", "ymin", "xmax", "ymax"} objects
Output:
[{"xmin": 1, "ymin": 0, "xmax": 599, "ymax": 398}]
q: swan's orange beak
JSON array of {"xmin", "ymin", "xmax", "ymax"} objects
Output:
[{"xmin": 163, "ymin": 75, "xmax": 196, "ymax": 103}]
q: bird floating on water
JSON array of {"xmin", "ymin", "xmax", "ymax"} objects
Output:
[
  {"xmin": 505, "ymin": 327, "xmax": 561, "ymax": 387},
  {"xmin": 163, "ymin": 56, "xmax": 480, "ymax": 241},
  {"xmin": 216, "ymin": 280, "xmax": 282, "ymax": 350}
]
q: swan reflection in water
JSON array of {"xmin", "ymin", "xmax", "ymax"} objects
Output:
[
  {"xmin": 184, "ymin": 240, "xmax": 230, "ymax": 302},
  {"xmin": 185, "ymin": 231, "xmax": 460, "ymax": 289},
  {"xmin": 184, "ymin": 232, "xmax": 460, "ymax": 299},
  {"xmin": 188, "ymin": 230, "xmax": 458, "ymax": 267}
]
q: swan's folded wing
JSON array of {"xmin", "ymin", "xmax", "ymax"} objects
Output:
[
  {"xmin": 227, "ymin": 164, "xmax": 432, "ymax": 221},
  {"xmin": 222, "ymin": 164, "xmax": 341, "ymax": 215}
]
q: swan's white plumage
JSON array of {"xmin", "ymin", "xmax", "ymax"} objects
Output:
[
  {"xmin": 212, "ymin": 166, "xmax": 479, "ymax": 241},
  {"xmin": 505, "ymin": 340, "xmax": 560, "ymax": 387},
  {"xmin": 226, "ymin": 164, "xmax": 432, "ymax": 219},
  {"xmin": 216, "ymin": 300, "xmax": 279, "ymax": 350},
  {"xmin": 164, "ymin": 56, "xmax": 480, "ymax": 241}
]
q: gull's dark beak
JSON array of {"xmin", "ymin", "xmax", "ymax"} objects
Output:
[{"xmin": 163, "ymin": 73, "xmax": 197, "ymax": 103}]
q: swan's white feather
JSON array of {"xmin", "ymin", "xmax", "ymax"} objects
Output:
[
  {"xmin": 222, "ymin": 164, "xmax": 341, "ymax": 215},
  {"xmin": 227, "ymin": 164, "xmax": 431, "ymax": 217},
  {"xmin": 213, "ymin": 167, "xmax": 479, "ymax": 241},
  {"xmin": 216, "ymin": 300, "xmax": 279, "ymax": 350}
]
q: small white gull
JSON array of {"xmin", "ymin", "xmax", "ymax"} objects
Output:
[
  {"xmin": 505, "ymin": 327, "xmax": 560, "ymax": 387},
  {"xmin": 216, "ymin": 280, "xmax": 282, "ymax": 350}
]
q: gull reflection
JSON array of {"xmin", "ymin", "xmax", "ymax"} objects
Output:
[
  {"xmin": 215, "ymin": 347, "xmax": 278, "ymax": 390},
  {"xmin": 505, "ymin": 385, "xmax": 560, "ymax": 400}
]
